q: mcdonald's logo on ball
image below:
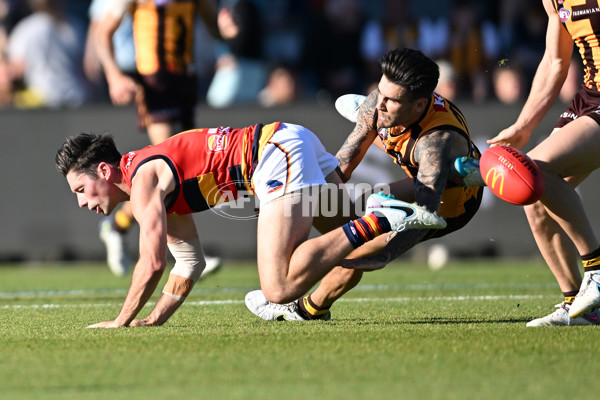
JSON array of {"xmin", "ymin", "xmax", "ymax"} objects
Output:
[{"xmin": 479, "ymin": 146, "xmax": 544, "ymax": 205}]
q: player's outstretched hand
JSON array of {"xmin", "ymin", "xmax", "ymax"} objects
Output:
[
  {"xmin": 87, "ymin": 319, "xmax": 122, "ymax": 329},
  {"xmin": 129, "ymin": 318, "xmax": 158, "ymax": 327},
  {"xmin": 487, "ymin": 125, "xmax": 531, "ymax": 149}
]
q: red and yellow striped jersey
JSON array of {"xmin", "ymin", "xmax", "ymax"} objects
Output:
[{"xmin": 120, "ymin": 122, "xmax": 280, "ymax": 215}]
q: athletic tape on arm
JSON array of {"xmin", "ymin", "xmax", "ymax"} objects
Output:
[{"xmin": 163, "ymin": 237, "xmax": 206, "ymax": 301}]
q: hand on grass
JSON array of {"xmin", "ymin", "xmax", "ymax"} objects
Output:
[
  {"xmin": 129, "ymin": 318, "xmax": 158, "ymax": 327},
  {"xmin": 87, "ymin": 319, "xmax": 124, "ymax": 329}
]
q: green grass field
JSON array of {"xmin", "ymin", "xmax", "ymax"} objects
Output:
[{"xmin": 0, "ymin": 259, "xmax": 596, "ymax": 400}]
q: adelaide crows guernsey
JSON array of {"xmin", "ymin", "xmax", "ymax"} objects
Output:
[
  {"xmin": 120, "ymin": 122, "xmax": 280, "ymax": 215},
  {"xmin": 553, "ymin": 0, "xmax": 600, "ymax": 91}
]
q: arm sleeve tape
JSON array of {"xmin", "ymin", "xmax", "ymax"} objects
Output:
[{"xmin": 167, "ymin": 237, "xmax": 206, "ymax": 283}]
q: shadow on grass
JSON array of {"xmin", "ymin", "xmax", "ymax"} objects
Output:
[
  {"xmin": 403, "ymin": 316, "xmax": 533, "ymax": 325},
  {"xmin": 333, "ymin": 316, "xmax": 533, "ymax": 325}
]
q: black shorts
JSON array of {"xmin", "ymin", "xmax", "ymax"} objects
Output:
[
  {"xmin": 133, "ymin": 71, "xmax": 198, "ymax": 131},
  {"xmin": 555, "ymin": 85, "xmax": 600, "ymax": 129}
]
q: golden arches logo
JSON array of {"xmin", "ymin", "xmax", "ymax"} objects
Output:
[{"xmin": 485, "ymin": 167, "xmax": 505, "ymax": 195}]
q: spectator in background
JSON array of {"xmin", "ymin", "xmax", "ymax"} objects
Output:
[
  {"xmin": 258, "ymin": 64, "xmax": 297, "ymax": 107},
  {"xmin": 446, "ymin": 0, "xmax": 498, "ymax": 102},
  {"xmin": 84, "ymin": 0, "xmax": 136, "ymax": 102},
  {"xmin": 7, "ymin": 0, "xmax": 89, "ymax": 109},
  {"xmin": 492, "ymin": 66, "xmax": 524, "ymax": 104},
  {"xmin": 303, "ymin": 0, "xmax": 367, "ymax": 99},
  {"xmin": 505, "ymin": 1, "xmax": 547, "ymax": 84},
  {"xmin": 435, "ymin": 59, "xmax": 457, "ymax": 101},
  {"xmin": 207, "ymin": 0, "xmax": 266, "ymax": 108},
  {"xmin": 0, "ymin": 0, "xmax": 13, "ymax": 107}
]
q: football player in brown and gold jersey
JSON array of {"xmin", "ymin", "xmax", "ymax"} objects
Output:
[{"xmin": 489, "ymin": 0, "xmax": 600, "ymax": 326}]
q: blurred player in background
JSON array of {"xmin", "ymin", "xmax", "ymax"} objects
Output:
[
  {"xmin": 54, "ymin": 122, "xmax": 444, "ymax": 327},
  {"xmin": 93, "ymin": 0, "xmax": 222, "ymax": 277},
  {"xmin": 246, "ymin": 48, "xmax": 485, "ymax": 321},
  {"xmin": 488, "ymin": 0, "xmax": 600, "ymax": 326}
]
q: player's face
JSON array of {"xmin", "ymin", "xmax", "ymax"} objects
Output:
[
  {"xmin": 66, "ymin": 170, "xmax": 116, "ymax": 216},
  {"xmin": 376, "ymin": 75, "xmax": 424, "ymax": 128}
]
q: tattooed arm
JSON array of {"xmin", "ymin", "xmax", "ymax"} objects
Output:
[
  {"xmin": 412, "ymin": 130, "xmax": 456, "ymax": 212},
  {"xmin": 335, "ymin": 90, "xmax": 379, "ymax": 182}
]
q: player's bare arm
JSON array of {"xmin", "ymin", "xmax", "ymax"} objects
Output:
[
  {"xmin": 335, "ymin": 90, "xmax": 379, "ymax": 181},
  {"xmin": 88, "ymin": 163, "xmax": 170, "ymax": 328},
  {"xmin": 488, "ymin": 0, "xmax": 573, "ymax": 148},
  {"xmin": 131, "ymin": 214, "xmax": 201, "ymax": 327},
  {"xmin": 413, "ymin": 130, "xmax": 456, "ymax": 213}
]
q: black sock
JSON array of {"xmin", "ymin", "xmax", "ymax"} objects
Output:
[
  {"xmin": 581, "ymin": 246, "xmax": 600, "ymax": 272},
  {"xmin": 297, "ymin": 295, "xmax": 330, "ymax": 320}
]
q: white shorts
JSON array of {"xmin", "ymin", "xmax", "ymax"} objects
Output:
[{"xmin": 252, "ymin": 123, "xmax": 338, "ymax": 204}]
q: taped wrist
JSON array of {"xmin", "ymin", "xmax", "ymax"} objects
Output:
[{"xmin": 163, "ymin": 237, "xmax": 206, "ymax": 301}]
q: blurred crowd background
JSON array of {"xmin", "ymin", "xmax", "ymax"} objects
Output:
[
  {"xmin": 0, "ymin": 0, "xmax": 582, "ymax": 112},
  {"xmin": 0, "ymin": 0, "xmax": 590, "ymax": 262}
]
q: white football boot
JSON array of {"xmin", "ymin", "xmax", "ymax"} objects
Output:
[
  {"xmin": 245, "ymin": 290, "xmax": 330, "ymax": 321},
  {"xmin": 200, "ymin": 255, "xmax": 223, "ymax": 279},
  {"xmin": 99, "ymin": 218, "xmax": 131, "ymax": 277},
  {"xmin": 527, "ymin": 302, "xmax": 600, "ymax": 327},
  {"xmin": 366, "ymin": 192, "xmax": 446, "ymax": 233},
  {"xmin": 335, "ymin": 94, "xmax": 366, "ymax": 123},
  {"xmin": 568, "ymin": 271, "xmax": 600, "ymax": 318},
  {"xmin": 450, "ymin": 157, "xmax": 485, "ymax": 187}
]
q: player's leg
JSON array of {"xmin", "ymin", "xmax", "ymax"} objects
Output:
[
  {"xmin": 526, "ymin": 117, "xmax": 600, "ymax": 317},
  {"xmin": 523, "ymin": 173, "xmax": 591, "ymax": 326},
  {"xmin": 147, "ymin": 122, "xmax": 172, "ymax": 145},
  {"xmin": 528, "ymin": 117, "xmax": 600, "ymax": 257},
  {"xmin": 99, "ymin": 202, "xmax": 133, "ymax": 277},
  {"xmin": 295, "ymin": 178, "xmax": 417, "ymax": 317},
  {"xmin": 248, "ymin": 177, "xmax": 421, "ymax": 320},
  {"xmin": 256, "ymin": 191, "xmax": 356, "ymax": 304},
  {"xmin": 250, "ymin": 123, "xmax": 445, "ymax": 314},
  {"xmin": 526, "ymin": 201, "xmax": 581, "ymax": 293}
]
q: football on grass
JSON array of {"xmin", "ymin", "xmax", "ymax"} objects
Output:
[{"xmin": 479, "ymin": 145, "xmax": 544, "ymax": 205}]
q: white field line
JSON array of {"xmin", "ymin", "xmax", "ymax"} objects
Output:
[
  {"xmin": 0, "ymin": 282, "xmax": 557, "ymax": 299},
  {"xmin": 0, "ymin": 294, "xmax": 554, "ymax": 310}
]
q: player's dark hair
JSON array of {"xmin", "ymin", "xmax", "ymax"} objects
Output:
[
  {"xmin": 55, "ymin": 133, "xmax": 122, "ymax": 177},
  {"xmin": 380, "ymin": 48, "xmax": 439, "ymax": 101}
]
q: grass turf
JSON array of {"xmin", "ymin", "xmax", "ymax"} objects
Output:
[{"xmin": 0, "ymin": 259, "xmax": 595, "ymax": 400}]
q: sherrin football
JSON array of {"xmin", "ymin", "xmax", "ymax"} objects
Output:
[{"xmin": 479, "ymin": 145, "xmax": 545, "ymax": 205}]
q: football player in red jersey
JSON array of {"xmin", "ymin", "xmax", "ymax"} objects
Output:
[
  {"xmin": 488, "ymin": 0, "xmax": 600, "ymax": 326},
  {"xmin": 55, "ymin": 121, "xmax": 445, "ymax": 327},
  {"xmin": 93, "ymin": 0, "xmax": 222, "ymax": 277}
]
